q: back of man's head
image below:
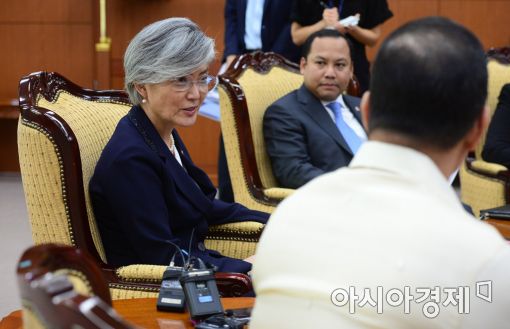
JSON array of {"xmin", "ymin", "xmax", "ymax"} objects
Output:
[{"xmin": 369, "ymin": 16, "xmax": 487, "ymax": 150}]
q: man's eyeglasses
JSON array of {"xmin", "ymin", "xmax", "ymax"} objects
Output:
[{"xmin": 169, "ymin": 74, "xmax": 218, "ymax": 92}]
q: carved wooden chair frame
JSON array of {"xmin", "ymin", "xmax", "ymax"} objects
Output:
[
  {"xmin": 18, "ymin": 71, "xmax": 252, "ymax": 297},
  {"xmin": 17, "ymin": 243, "xmax": 135, "ymax": 328},
  {"xmin": 218, "ymin": 51, "xmax": 360, "ymax": 208}
]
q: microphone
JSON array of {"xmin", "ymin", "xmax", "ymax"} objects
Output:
[
  {"xmin": 185, "ymin": 228, "xmax": 196, "ymax": 269},
  {"xmin": 165, "ymin": 239, "xmax": 187, "ymax": 267}
]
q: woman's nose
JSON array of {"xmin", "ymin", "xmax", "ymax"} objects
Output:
[{"xmin": 186, "ymin": 83, "xmax": 201, "ymax": 98}]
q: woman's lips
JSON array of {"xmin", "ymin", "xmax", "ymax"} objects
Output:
[{"xmin": 181, "ymin": 106, "xmax": 198, "ymax": 115}]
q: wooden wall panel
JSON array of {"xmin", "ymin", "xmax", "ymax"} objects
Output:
[
  {"xmin": 440, "ymin": 1, "xmax": 510, "ymax": 49},
  {"xmin": 2, "ymin": 0, "xmax": 510, "ymax": 179},
  {"xmin": 108, "ymin": 0, "xmax": 226, "ymax": 85},
  {"xmin": 0, "ymin": 25, "xmax": 94, "ymax": 99},
  {"xmin": 0, "ymin": 0, "xmax": 95, "ymax": 172},
  {"xmin": 368, "ymin": 0, "xmax": 510, "ymax": 61},
  {"xmin": 367, "ymin": 0, "xmax": 440, "ymax": 61},
  {"xmin": 0, "ymin": 0, "xmax": 91, "ymax": 23},
  {"xmin": 0, "ymin": 1, "xmax": 95, "ymax": 100}
]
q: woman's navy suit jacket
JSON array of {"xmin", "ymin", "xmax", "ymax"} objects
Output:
[{"xmin": 89, "ymin": 105, "xmax": 269, "ymax": 273}]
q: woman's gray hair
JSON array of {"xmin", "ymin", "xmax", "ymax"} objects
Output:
[{"xmin": 124, "ymin": 17, "xmax": 215, "ymax": 105}]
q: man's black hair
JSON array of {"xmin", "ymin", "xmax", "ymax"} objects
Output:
[
  {"xmin": 369, "ymin": 16, "xmax": 488, "ymax": 149},
  {"xmin": 301, "ymin": 29, "xmax": 354, "ymax": 61}
]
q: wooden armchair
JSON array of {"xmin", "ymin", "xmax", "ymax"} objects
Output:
[
  {"xmin": 218, "ymin": 52, "xmax": 360, "ymax": 213},
  {"xmin": 460, "ymin": 46, "xmax": 510, "ymax": 216},
  {"xmin": 17, "ymin": 244, "xmax": 135, "ymax": 328},
  {"xmin": 17, "ymin": 71, "xmax": 257, "ymax": 299}
]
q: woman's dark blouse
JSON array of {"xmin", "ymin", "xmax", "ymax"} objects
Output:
[{"xmin": 89, "ymin": 105, "xmax": 269, "ymax": 274}]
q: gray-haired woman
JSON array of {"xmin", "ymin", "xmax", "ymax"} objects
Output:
[{"xmin": 90, "ymin": 17, "xmax": 269, "ymax": 273}]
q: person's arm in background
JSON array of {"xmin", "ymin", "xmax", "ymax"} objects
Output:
[
  {"xmin": 208, "ymin": 199, "xmax": 269, "ymax": 226},
  {"xmin": 482, "ymin": 84, "xmax": 510, "ymax": 167},
  {"xmin": 341, "ymin": 18, "xmax": 382, "ymax": 47},
  {"xmin": 223, "ymin": 0, "xmax": 240, "ymax": 68},
  {"xmin": 264, "ymin": 103, "xmax": 326, "ymax": 189},
  {"xmin": 340, "ymin": 0, "xmax": 393, "ymax": 48},
  {"xmin": 291, "ymin": 7, "xmax": 337, "ymax": 46}
]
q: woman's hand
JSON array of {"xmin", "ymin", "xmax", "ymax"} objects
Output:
[
  {"xmin": 342, "ymin": 13, "xmax": 382, "ymax": 48},
  {"xmin": 322, "ymin": 8, "xmax": 339, "ymax": 29},
  {"xmin": 244, "ymin": 255, "xmax": 256, "ymax": 264},
  {"xmin": 336, "ymin": 13, "xmax": 360, "ymax": 34}
]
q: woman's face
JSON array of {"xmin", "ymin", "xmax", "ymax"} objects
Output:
[{"xmin": 137, "ymin": 64, "xmax": 210, "ymax": 132}]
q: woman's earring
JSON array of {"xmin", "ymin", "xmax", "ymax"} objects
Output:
[{"xmin": 142, "ymin": 98, "xmax": 147, "ymax": 104}]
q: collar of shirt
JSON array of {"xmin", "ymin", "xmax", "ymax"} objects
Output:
[
  {"xmin": 350, "ymin": 141, "xmax": 455, "ymax": 199},
  {"xmin": 321, "ymin": 95, "xmax": 367, "ymax": 139}
]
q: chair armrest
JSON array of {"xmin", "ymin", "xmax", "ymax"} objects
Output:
[
  {"xmin": 214, "ymin": 272, "xmax": 253, "ymax": 297},
  {"xmin": 206, "ymin": 221, "xmax": 265, "ymax": 262},
  {"xmin": 116, "ymin": 264, "xmax": 166, "ymax": 283},
  {"xmin": 116, "ymin": 264, "xmax": 252, "ymax": 296},
  {"xmin": 263, "ymin": 187, "xmax": 295, "ymax": 199},
  {"xmin": 471, "ymin": 160, "xmax": 509, "ymax": 175},
  {"xmin": 207, "ymin": 221, "xmax": 265, "ymax": 241},
  {"xmin": 461, "ymin": 158, "xmax": 510, "ymax": 217}
]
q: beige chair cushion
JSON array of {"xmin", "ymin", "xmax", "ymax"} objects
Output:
[
  {"xmin": 238, "ymin": 67, "xmax": 303, "ymax": 188},
  {"xmin": 19, "ymin": 91, "xmax": 130, "ymax": 263},
  {"xmin": 220, "ymin": 65, "xmax": 301, "ymax": 212}
]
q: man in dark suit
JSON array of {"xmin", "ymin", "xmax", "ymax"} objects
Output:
[
  {"xmin": 223, "ymin": 0, "xmax": 300, "ymax": 66},
  {"xmin": 264, "ymin": 29, "xmax": 366, "ymax": 188},
  {"xmin": 482, "ymin": 83, "xmax": 510, "ymax": 167}
]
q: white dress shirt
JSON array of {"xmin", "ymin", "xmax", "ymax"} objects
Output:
[
  {"xmin": 244, "ymin": 0, "xmax": 265, "ymax": 50},
  {"xmin": 251, "ymin": 141, "xmax": 510, "ymax": 329}
]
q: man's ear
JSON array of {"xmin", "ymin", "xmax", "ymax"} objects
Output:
[
  {"xmin": 360, "ymin": 91, "xmax": 370, "ymax": 131},
  {"xmin": 299, "ymin": 57, "xmax": 306, "ymax": 75},
  {"xmin": 465, "ymin": 105, "xmax": 490, "ymax": 151}
]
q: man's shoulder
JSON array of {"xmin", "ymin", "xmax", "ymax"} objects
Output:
[
  {"xmin": 343, "ymin": 94, "xmax": 362, "ymax": 106},
  {"xmin": 271, "ymin": 88, "xmax": 300, "ymax": 107},
  {"xmin": 264, "ymin": 89, "xmax": 301, "ymax": 117}
]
